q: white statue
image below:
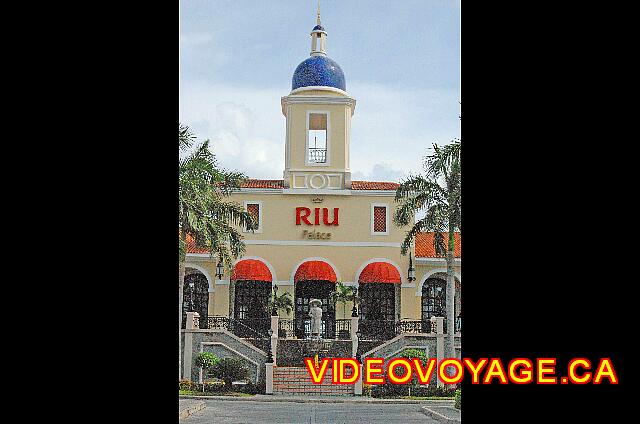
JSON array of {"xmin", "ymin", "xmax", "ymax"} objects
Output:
[{"xmin": 309, "ymin": 299, "xmax": 323, "ymax": 340}]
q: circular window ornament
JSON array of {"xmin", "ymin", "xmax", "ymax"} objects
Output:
[{"xmin": 308, "ymin": 174, "xmax": 327, "ymax": 189}]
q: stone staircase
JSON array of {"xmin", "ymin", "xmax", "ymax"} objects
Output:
[{"xmin": 273, "ymin": 366, "xmax": 354, "ymax": 396}]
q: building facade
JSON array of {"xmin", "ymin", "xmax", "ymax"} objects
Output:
[{"xmin": 182, "ymin": 14, "xmax": 461, "ymax": 344}]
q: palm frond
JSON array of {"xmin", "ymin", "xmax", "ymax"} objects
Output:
[
  {"xmin": 179, "ymin": 124, "xmax": 196, "ymax": 151},
  {"xmin": 178, "ymin": 125, "xmax": 252, "ymax": 270},
  {"xmin": 425, "ymin": 140, "xmax": 461, "ymax": 178}
]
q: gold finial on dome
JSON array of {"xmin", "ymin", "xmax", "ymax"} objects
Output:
[{"xmin": 317, "ymin": 0, "xmax": 321, "ymax": 26}]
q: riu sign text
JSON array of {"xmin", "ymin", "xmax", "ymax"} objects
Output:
[{"xmin": 296, "ymin": 207, "xmax": 339, "ymax": 226}]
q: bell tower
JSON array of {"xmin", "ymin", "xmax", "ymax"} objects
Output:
[{"xmin": 281, "ymin": 6, "xmax": 356, "ymax": 191}]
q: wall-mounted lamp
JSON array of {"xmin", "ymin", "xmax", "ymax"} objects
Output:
[
  {"xmin": 408, "ymin": 252, "xmax": 416, "ymax": 282},
  {"xmin": 215, "ymin": 260, "xmax": 224, "ymax": 280}
]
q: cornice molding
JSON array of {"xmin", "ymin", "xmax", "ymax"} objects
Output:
[
  {"xmin": 281, "ymin": 93, "xmax": 356, "ymax": 116},
  {"xmin": 289, "ymin": 86, "xmax": 350, "ymax": 96}
]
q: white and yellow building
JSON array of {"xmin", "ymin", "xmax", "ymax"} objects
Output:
[{"xmin": 182, "ymin": 13, "xmax": 461, "ymax": 342}]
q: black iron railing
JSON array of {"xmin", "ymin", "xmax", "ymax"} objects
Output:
[
  {"xmin": 236, "ymin": 318, "xmax": 270, "ymax": 338},
  {"xmin": 278, "ymin": 318, "xmax": 350, "ymax": 339},
  {"xmin": 395, "ymin": 320, "xmax": 424, "ymax": 334},
  {"xmin": 181, "ymin": 312, "xmax": 209, "ymax": 329},
  {"xmin": 205, "ymin": 316, "xmax": 232, "ymax": 331},
  {"xmin": 359, "ymin": 318, "xmax": 460, "ymax": 338},
  {"xmin": 392, "ymin": 317, "xmax": 460, "ymax": 334},
  {"xmin": 203, "ymin": 316, "xmax": 269, "ymax": 351},
  {"xmin": 293, "ymin": 317, "xmax": 337, "ymax": 339},
  {"xmin": 278, "ymin": 318, "xmax": 294, "ymax": 338},
  {"xmin": 193, "ymin": 315, "xmax": 460, "ymax": 346},
  {"xmin": 335, "ymin": 319, "xmax": 351, "ymax": 340},
  {"xmin": 441, "ymin": 317, "xmax": 462, "ymax": 334}
]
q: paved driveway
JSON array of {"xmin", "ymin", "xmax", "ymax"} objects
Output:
[{"xmin": 183, "ymin": 400, "xmax": 442, "ymax": 423}]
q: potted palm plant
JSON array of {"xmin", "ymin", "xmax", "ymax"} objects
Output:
[
  {"xmin": 330, "ymin": 282, "xmax": 358, "ymax": 339},
  {"xmin": 267, "ymin": 289, "xmax": 294, "ymax": 338}
]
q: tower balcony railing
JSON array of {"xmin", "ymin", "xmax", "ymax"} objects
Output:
[{"xmin": 308, "ymin": 148, "xmax": 327, "ymax": 163}]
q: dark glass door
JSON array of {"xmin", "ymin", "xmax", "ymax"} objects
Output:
[
  {"xmin": 421, "ymin": 277, "xmax": 446, "ymax": 332},
  {"xmin": 234, "ymin": 280, "xmax": 271, "ymax": 336},
  {"xmin": 359, "ymin": 283, "xmax": 396, "ymax": 339},
  {"xmin": 182, "ymin": 273, "xmax": 209, "ymax": 329}
]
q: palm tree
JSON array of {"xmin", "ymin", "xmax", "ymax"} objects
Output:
[
  {"xmin": 330, "ymin": 282, "xmax": 358, "ymax": 319},
  {"xmin": 267, "ymin": 290, "xmax": 294, "ymax": 316},
  {"xmin": 179, "ymin": 124, "xmax": 255, "ymax": 379},
  {"xmin": 266, "ymin": 289, "xmax": 294, "ymax": 338},
  {"xmin": 394, "ymin": 140, "xmax": 461, "ymax": 361}
]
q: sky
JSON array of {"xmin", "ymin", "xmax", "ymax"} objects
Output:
[{"xmin": 179, "ymin": 0, "xmax": 460, "ymax": 182}]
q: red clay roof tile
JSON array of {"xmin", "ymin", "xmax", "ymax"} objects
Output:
[
  {"xmin": 235, "ymin": 179, "xmax": 399, "ymax": 190},
  {"xmin": 184, "ymin": 233, "xmax": 209, "ymax": 254},
  {"xmin": 351, "ymin": 181, "xmax": 400, "ymax": 190},
  {"xmin": 415, "ymin": 232, "xmax": 461, "ymax": 258},
  {"xmin": 239, "ymin": 179, "xmax": 285, "ymax": 189}
]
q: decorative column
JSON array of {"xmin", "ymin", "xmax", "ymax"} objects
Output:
[
  {"xmin": 270, "ymin": 289, "xmax": 280, "ymax": 365},
  {"xmin": 265, "ymin": 328, "xmax": 275, "ymax": 395},
  {"xmin": 183, "ymin": 312, "xmax": 199, "ymax": 382},
  {"xmin": 354, "ymin": 363, "xmax": 363, "ymax": 395},
  {"xmin": 270, "ymin": 331, "xmax": 278, "ymax": 365},
  {"xmin": 265, "ymin": 362, "xmax": 274, "ymax": 394},
  {"xmin": 434, "ymin": 316, "xmax": 445, "ymax": 387},
  {"xmin": 352, "ymin": 305, "xmax": 363, "ymax": 396}
]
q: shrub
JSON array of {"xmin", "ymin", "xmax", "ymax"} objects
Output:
[
  {"xmin": 399, "ymin": 348, "xmax": 428, "ymax": 362},
  {"xmin": 371, "ymin": 383, "xmax": 456, "ymax": 398},
  {"xmin": 179, "ymin": 380, "xmax": 193, "ymax": 391},
  {"xmin": 389, "ymin": 348, "xmax": 431, "ymax": 391},
  {"xmin": 363, "ymin": 383, "xmax": 373, "ymax": 397},
  {"xmin": 240, "ymin": 380, "xmax": 265, "ymax": 395},
  {"xmin": 211, "ymin": 358, "xmax": 249, "ymax": 388},
  {"xmin": 454, "ymin": 388, "xmax": 461, "ymax": 409},
  {"xmin": 191, "ymin": 382, "xmax": 226, "ymax": 393},
  {"xmin": 195, "ymin": 352, "xmax": 219, "ymax": 371}
]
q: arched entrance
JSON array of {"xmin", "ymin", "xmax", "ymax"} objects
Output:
[
  {"xmin": 232, "ymin": 259, "xmax": 272, "ymax": 336},
  {"xmin": 358, "ymin": 261, "xmax": 401, "ymax": 340},
  {"xmin": 182, "ymin": 270, "xmax": 209, "ymax": 329},
  {"xmin": 421, "ymin": 273, "xmax": 461, "ymax": 333},
  {"xmin": 294, "ymin": 260, "xmax": 337, "ymax": 339}
]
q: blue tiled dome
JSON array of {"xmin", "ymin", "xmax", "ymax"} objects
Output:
[
  {"xmin": 292, "ymin": 55, "xmax": 346, "ymax": 91},
  {"xmin": 313, "ymin": 25, "xmax": 325, "ymax": 31}
]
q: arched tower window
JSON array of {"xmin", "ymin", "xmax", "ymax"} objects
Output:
[{"xmin": 308, "ymin": 112, "xmax": 328, "ymax": 164}]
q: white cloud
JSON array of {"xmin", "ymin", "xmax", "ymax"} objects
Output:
[
  {"xmin": 352, "ymin": 163, "xmax": 405, "ymax": 182},
  {"xmin": 348, "ymin": 82, "xmax": 460, "ymax": 182},
  {"xmin": 180, "ymin": 83, "xmax": 285, "ymax": 179},
  {"xmin": 179, "ymin": 32, "xmax": 214, "ymax": 47}
]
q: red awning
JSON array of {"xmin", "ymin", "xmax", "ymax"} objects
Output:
[
  {"xmin": 294, "ymin": 261, "xmax": 337, "ymax": 283},
  {"xmin": 358, "ymin": 262, "xmax": 401, "ymax": 284},
  {"xmin": 232, "ymin": 259, "xmax": 272, "ymax": 282}
]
